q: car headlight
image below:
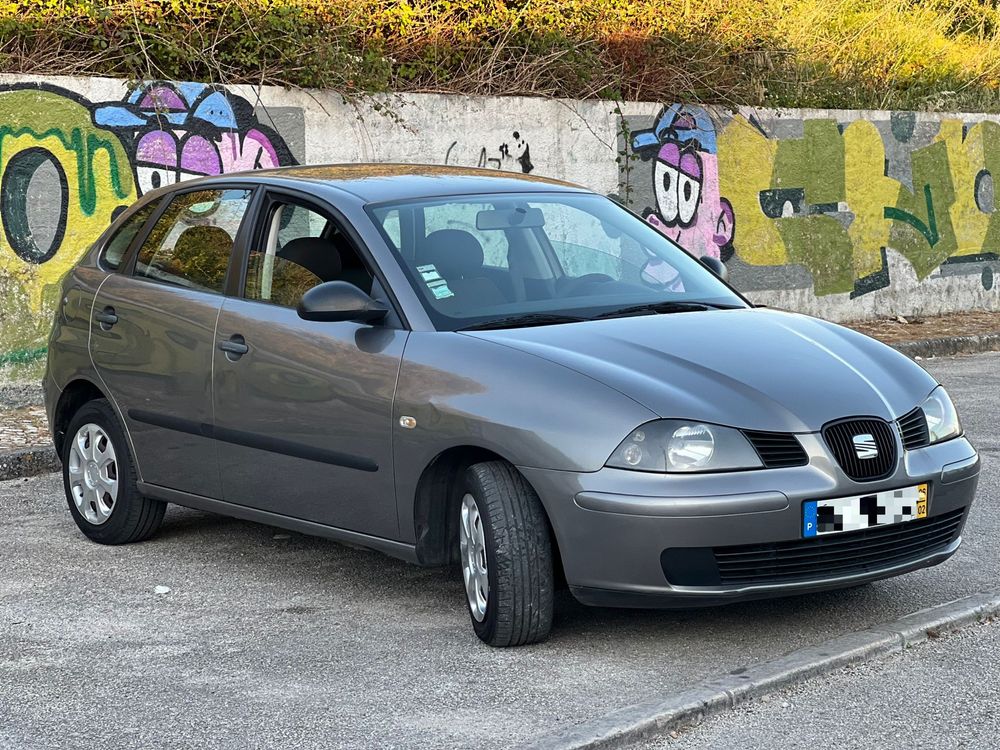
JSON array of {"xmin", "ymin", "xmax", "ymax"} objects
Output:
[
  {"xmin": 922, "ymin": 386, "xmax": 961, "ymax": 444},
  {"xmin": 607, "ymin": 420, "xmax": 763, "ymax": 473}
]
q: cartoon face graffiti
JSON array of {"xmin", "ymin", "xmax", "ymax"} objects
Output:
[
  {"xmin": 653, "ymin": 142, "xmax": 702, "ymax": 230},
  {"xmin": 93, "ymin": 82, "xmax": 294, "ymax": 194},
  {"xmin": 633, "ymin": 105, "xmax": 735, "ymax": 261}
]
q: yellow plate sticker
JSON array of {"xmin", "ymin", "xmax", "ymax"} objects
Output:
[{"xmin": 917, "ymin": 483, "xmax": 928, "ymax": 518}]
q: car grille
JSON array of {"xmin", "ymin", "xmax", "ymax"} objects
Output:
[
  {"xmin": 898, "ymin": 407, "xmax": 930, "ymax": 450},
  {"xmin": 742, "ymin": 430, "xmax": 809, "ymax": 468},
  {"xmin": 660, "ymin": 508, "xmax": 965, "ymax": 587},
  {"xmin": 711, "ymin": 508, "xmax": 965, "ymax": 585},
  {"xmin": 822, "ymin": 418, "xmax": 897, "ymax": 481}
]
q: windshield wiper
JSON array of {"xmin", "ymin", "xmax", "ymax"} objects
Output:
[
  {"xmin": 593, "ymin": 300, "xmax": 742, "ymax": 320},
  {"xmin": 457, "ymin": 313, "xmax": 588, "ymax": 331}
]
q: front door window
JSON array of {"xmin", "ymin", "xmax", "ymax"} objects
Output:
[{"xmin": 245, "ymin": 200, "xmax": 373, "ymax": 307}]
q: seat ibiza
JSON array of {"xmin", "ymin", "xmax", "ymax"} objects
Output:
[{"xmin": 44, "ymin": 165, "xmax": 980, "ymax": 646}]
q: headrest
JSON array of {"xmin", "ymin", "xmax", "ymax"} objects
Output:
[
  {"xmin": 171, "ymin": 226, "xmax": 233, "ymax": 288},
  {"xmin": 420, "ymin": 229, "xmax": 485, "ymax": 279},
  {"xmin": 174, "ymin": 225, "xmax": 233, "ymax": 255},
  {"xmin": 278, "ymin": 237, "xmax": 342, "ymax": 281}
]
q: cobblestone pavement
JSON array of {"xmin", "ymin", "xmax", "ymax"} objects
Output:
[{"xmin": 0, "ymin": 403, "xmax": 50, "ymax": 452}]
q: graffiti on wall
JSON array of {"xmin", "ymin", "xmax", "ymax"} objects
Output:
[
  {"xmin": 0, "ymin": 81, "xmax": 297, "ymax": 362},
  {"xmin": 92, "ymin": 82, "xmax": 293, "ymax": 194},
  {"xmin": 631, "ymin": 105, "xmax": 734, "ymax": 262},
  {"xmin": 444, "ymin": 130, "xmax": 533, "ymax": 173},
  {"xmin": 626, "ymin": 106, "xmax": 1000, "ymax": 296}
]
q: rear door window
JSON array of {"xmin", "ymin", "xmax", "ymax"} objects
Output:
[{"xmin": 134, "ymin": 189, "xmax": 252, "ymax": 293}]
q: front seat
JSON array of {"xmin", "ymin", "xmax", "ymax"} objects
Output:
[
  {"xmin": 260, "ymin": 237, "xmax": 342, "ymax": 307},
  {"xmin": 418, "ymin": 229, "xmax": 507, "ymax": 309},
  {"xmin": 277, "ymin": 237, "xmax": 342, "ymax": 282}
]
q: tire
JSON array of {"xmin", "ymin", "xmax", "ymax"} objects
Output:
[
  {"xmin": 459, "ymin": 461, "xmax": 554, "ymax": 647},
  {"xmin": 62, "ymin": 398, "xmax": 166, "ymax": 545}
]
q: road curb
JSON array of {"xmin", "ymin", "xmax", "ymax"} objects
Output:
[
  {"xmin": 891, "ymin": 333, "xmax": 1000, "ymax": 359},
  {"xmin": 528, "ymin": 591, "xmax": 1000, "ymax": 749},
  {"xmin": 0, "ymin": 446, "xmax": 60, "ymax": 481}
]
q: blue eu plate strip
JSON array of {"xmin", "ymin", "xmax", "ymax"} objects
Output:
[{"xmin": 802, "ymin": 501, "xmax": 818, "ymax": 538}]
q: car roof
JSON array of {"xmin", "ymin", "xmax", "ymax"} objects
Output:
[{"xmin": 152, "ymin": 163, "xmax": 592, "ymax": 204}]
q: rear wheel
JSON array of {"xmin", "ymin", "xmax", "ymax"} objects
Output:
[
  {"xmin": 63, "ymin": 399, "xmax": 165, "ymax": 544},
  {"xmin": 459, "ymin": 461, "xmax": 554, "ymax": 647}
]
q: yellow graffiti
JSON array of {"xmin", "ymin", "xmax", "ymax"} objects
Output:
[
  {"xmin": 937, "ymin": 119, "xmax": 999, "ymax": 257},
  {"xmin": 716, "ymin": 116, "xmax": 784, "ymax": 266},
  {"xmin": 0, "ymin": 89, "xmax": 136, "ymax": 314},
  {"xmin": 843, "ymin": 120, "xmax": 896, "ymax": 279}
]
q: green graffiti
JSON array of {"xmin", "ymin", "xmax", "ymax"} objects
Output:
[
  {"xmin": 0, "ymin": 87, "xmax": 138, "ymax": 362},
  {"xmin": 889, "ymin": 138, "xmax": 958, "ymax": 279},
  {"xmin": 778, "ymin": 215, "xmax": 856, "ymax": 296},
  {"xmin": 883, "ymin": 184, "xmax": 939, "ymax": 247},
  {"xmin": 772, "ymin": 120, "xmax": 846, "ymax": 206},
  {"xmin": 0, "ymin": 128, "xmax": 132, "ymax": 215},
  {"xmin": 0, "ymin": 91, "xmax": 134, "ymax": 216},
  {"xmin": 766, "ymin": 120, "xmax": 854, "ymax": 295}
]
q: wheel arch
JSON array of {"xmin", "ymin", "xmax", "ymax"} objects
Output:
[
  {"xmin": 411, "ymin": 445, "xmax": 563, "ymax": 576},
  {"xmin": 52, "ymin": 378, "xmax": 108, "ymax": 455}
]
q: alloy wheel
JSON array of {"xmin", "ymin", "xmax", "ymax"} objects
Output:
[
  {"xmin": 459, "ymin": 493, "xmax": 489, "ymax": 621},
  {"xmin": 67, "ymin": 423, "xmax": 119, "ymax": 525}
]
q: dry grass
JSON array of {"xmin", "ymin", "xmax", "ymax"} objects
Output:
[
  {"xmin": 1, "ymin": 0, "xmax": 1000, "ymax": 110},
  {"xmin": 846, "ymin": 311, "xmax": 1000, "ymax": 344}
]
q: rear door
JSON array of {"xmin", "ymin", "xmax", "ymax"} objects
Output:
[
  {"xmin": 90, "ymin": 187, "xmax": 254, "ymax": 498},
  {"xmin": 212, "ymin": 192, "xmax": 407, "ymax": 537}
]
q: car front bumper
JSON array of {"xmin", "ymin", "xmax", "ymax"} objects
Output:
[{"xmin": 519, "ymin": 435, "xmax": 980, "ymax": 608}]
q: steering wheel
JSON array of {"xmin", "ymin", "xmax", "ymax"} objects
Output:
[{"xmin": 557, "ymin": 273, "xmax": 615, "ymax": 297}]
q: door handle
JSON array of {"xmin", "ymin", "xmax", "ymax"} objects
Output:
[
  {"xmin": 218, "ymin": 335, "xmax": 249, "ymax": 359},
  {"xmin": 94, "ymin": 306, "xmax": 118, "ymax": 330}
]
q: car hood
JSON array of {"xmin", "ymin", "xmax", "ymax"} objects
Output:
[{"xmin": 462, "ymin": 308, "xmax": 938, "ymax": 433}]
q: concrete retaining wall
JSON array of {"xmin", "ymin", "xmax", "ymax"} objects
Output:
[{"xmin": 2, "ymin": 74, "xmax": 998, "ymax": 365}]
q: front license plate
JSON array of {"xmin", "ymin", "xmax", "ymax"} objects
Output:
[{"xmin": 802, "ymin": 484, "xmax": 928, "ymax": 538}]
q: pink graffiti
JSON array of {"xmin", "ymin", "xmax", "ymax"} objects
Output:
[
  {"xmin": 94, "ymin": 82, "xmax": 292, "ymax": 194},
  {"xmin": 635, "ymin": 106, "xmax": 735, "ymax": 261},
  {"xmin": 647, "ymin": 141, "xmax": 734, "ymax": 260}
]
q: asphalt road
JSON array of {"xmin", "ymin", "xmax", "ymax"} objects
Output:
[
  {"xmin": 1, "ymin": 352, "xmax": 997, "ymax": 749},
  {"xmin": 640, "ymin": 617, "xmax": 1000, "ymax": 750}
]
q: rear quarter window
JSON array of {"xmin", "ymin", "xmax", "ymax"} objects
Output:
[{"xmin": 99, "ymin": 202, "xmax": 158, "ymax": 271}]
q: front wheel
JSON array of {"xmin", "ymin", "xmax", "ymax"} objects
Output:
[
  {"xmin": 63, "ymin": 398, "xmax": 166, "ymax": 545},
  {"xmin": 459, "ymin": 461, "xmax": 554, "ymax": 647}
]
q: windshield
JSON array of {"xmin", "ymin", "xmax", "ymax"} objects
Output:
[{"xmin": 366, "ymin": 192, "xmax": 746, "ymax": 330}]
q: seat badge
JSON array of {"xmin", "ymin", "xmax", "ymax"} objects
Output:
[{"xmin": 853, "ymin": 433, "xmax": 878, "ymax": 460}]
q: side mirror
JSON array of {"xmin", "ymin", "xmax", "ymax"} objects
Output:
[
  {"xmin": 297, "ymin": 281, "xmax": 388, "ymax": 323},
  {"xmin": 700, "ymin": 255, "xmax": 729, "ymax": 282}
]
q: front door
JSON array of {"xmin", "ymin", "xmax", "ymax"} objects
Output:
[
  {"xmin": 90, "ymin": 187, "xmax": 254, "ymax": 497},
  {"xmin": 212, "ymin": 195, "xmax": 406, "ymax": 538}
]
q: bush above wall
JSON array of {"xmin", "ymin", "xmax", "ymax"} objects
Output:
[{"xmin": 3, "ymin": 0, "xmax": 1000, "ymax": 111}]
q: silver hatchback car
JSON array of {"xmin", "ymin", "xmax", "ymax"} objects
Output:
[{"xmin": 45, "ymin": 165, "xmax": 980, "ymax": 646}]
